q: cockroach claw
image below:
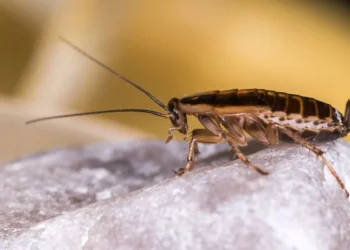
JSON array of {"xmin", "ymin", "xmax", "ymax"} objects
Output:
[{"xmin": 173, "ymin": 168, "xmax": 187, "ymax": 176}]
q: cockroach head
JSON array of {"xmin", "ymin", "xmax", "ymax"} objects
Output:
[
  {"xmin": 167, "ymin": 98, "xmax": 188, "ymax": 134},
  {"xmin": 343, "ymin": 99, "xmax": 350, "ymax": 134}
]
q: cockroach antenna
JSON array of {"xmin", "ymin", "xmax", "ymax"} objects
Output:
[
  {"xmin": 58, "ymin": 37, "xmax": 167, "ymax": 110},
  {"xmin": 26, "ymin": 108, "xmax": 169, "ymax": 125},
  {"xmin": 26, "ymin": 37, "xmax": 170, "ymax": 125}
]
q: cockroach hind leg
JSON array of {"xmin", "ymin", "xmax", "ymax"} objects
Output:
[
  {"xmin": 320, "ymin": 154, "xmax": 349, "ymax": 199},
  {"xmin": 276, "ymin": 124, "xmax": 349, "ymax": 198}
]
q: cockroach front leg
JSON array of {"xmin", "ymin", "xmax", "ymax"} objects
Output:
[
  {"xmin": 274, "ymin": 123, "xmax": 349, "ymax": 198},
  {"xmin": 174, "ymin": 129, "xmax": 224, "ymax": 176},
  {"xmin": 166, "ymin": 127, "xmax": 180, "ymax": 143}
]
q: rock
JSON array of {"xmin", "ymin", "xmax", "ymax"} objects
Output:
[{"xmin": 0, "ymin": 140, "xmax": 349, "ymax": 250}]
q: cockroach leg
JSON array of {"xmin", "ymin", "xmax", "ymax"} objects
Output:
[
  {"xmin": 265, "ymin": 123, "xmax": 279, "ymax": 145},
  {"xmin": 275, "ymin": 124, "xmax": 349, "ymax": 198},
  {"xmin": 173, "ymin": 137, "xmax": 199, "ymax": 176},
  {"xmin": 166, "ymin": 127, "xmax": 180, "ymax": 144},
  {"xmin": 175, "ymin": 123, "xmax": 269, "ymax": 176},
  {"xmin": 225, "ymin": 135, "xmax": 269, "ymax": 175},
  {"xmin": 174, "ymin": 129, "xmax": 224, "ymax": 176},
  {"xmin": 198, "ymin": 114, "xmax": 268, "ymax": 175}
]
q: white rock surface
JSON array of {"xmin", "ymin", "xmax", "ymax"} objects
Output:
[{"xmin": 0, "ymin": 140, "xmax": 349, "ymax": 250}]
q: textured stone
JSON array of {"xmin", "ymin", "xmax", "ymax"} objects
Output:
[{"xmin": 0, "ymin": 140, "xmax": 349, "ymax": 250}]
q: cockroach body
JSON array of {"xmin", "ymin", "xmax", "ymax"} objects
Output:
[
  {"xmin": 27, "ymin": 38, "xmax": 350, "ymax": 198},
  {"xmin": 167, "ymin": 89, "xmax": 350, "ymax": 198},
  {"xmin": 168, "ymin": 89, "xmax": 349, "ymax": 144}
]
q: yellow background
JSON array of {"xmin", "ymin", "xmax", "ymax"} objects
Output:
[{"xmin": 1, "ymin": 1, "xmax": 349, "ymax": 163}]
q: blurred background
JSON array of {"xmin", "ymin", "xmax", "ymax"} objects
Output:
[{"xmin": 0, "ymin": 1, "xmax": 349, "ymax": 163}]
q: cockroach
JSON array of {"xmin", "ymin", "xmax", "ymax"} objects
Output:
[{"xmin": 27, "ymin": 37, "xmax": 350, "ymax": 198}]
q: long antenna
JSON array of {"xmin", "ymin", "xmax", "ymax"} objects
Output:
[
  {"xmin": 59, "ymin": 36, "xmax": 167, "ymax": 110},
  {"xmin": 26, "ymin": 108, "xmax": 169, "ymax": 124}
]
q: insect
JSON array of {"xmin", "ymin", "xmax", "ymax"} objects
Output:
[{"xmin": 27, "ymin": 37, "xmax": 350, "ymax": 198}]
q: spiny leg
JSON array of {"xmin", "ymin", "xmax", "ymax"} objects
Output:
[
  {"xmin": 276, "ymin": 124, "xmax": 349, "ymax": 198},
  {"xmin": 224, "ymin": 133, "xmax": 269, "ymax": 175},
  {"xmin": 219, "ymin": 116, "xmax": 268, "ymax": 174},
  {"xmin": 174, "ymin": 129, "xmax": 224, "ymax": 176},
  {"xmin": 175, "ymin": 130, "xmax": 269, "ymax": 176},
  {"xmin": 173, "ymin": 137, "xmax": 199, "ymax": 176},
  {"xmin": 176, "ymin": 114, "xmax": 269, "ymax": 177}
]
